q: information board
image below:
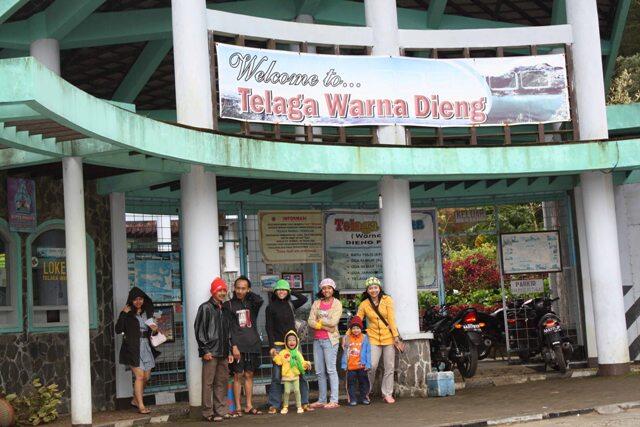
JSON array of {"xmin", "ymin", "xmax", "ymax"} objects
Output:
[{"xmin": 500, "ymin": 231, "xmax": 562, "ymax": 274}]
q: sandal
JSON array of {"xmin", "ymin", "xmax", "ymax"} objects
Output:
[
  {"xmin": 324, "ymin": 402, "xmax": 340, "ymax": 409},
  {"xmin": 245, "ymin": 407, "xmax": 262, "ymax": 415},
  {"xmin": 309, "ymin": 402, "xmax": 325, "ymax": 409},
  {"xmin": 383, "ymin": 395, "xmax": 396, "ymax": 404},
  {"xmin": 213, "ymin": 416, "xmax": 223, "ymax": 422},
  {"xmin": 138, "ymin": 407, "xmax": 151, "ymax": 414},
  {"xmin": 223, "ymin": 413, "xmax": 238, "ymax": 419},
  {"xmin": 268, "ymin": 406, "xmax": 278, "ymax": 415},
  {"xmin": 230, "ymin": 410, "xmax": 242, "ymax": 417}
]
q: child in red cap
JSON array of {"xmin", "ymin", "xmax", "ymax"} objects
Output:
[
  {"xmin": 195, "ymin": 277, "xmax": 234, "ymax": 422},
  {"xmin": 341, "ymin": 316, "xmax": 371, "ymax": 406}
]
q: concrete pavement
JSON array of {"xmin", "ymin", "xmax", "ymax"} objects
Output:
[{"xmin": 163, "ymin": 373, "xmax": 640, "ymax": 426}]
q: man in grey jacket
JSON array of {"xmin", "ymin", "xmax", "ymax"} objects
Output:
[{"xmin": 194, "ymin": 277, "xmax": 234, "ymax": 422}]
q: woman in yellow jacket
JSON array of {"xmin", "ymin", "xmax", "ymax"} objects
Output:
[{"xmin": 356, "ymin": 276, "xmax": 400, "ymax": 403}]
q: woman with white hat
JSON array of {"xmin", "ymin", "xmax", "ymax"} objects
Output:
[{"xmin": 307, "ymin": 278, "xmax": 343, "ymax": 409}]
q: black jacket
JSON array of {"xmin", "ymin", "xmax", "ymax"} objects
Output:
[
  {"xmin": 194, "ymin": 298, "xmax": 232, "ymax": 358},
  {"xmin": 223, "ymin": 292, "xmax": 264, "ymax": 354},
  {"xmin": 265, "ymin": 292, "xmax": 307, "ymax": 348},
  {"xmin": 115, "ymin": 287, "xmax": 160, "ymax": 367}
]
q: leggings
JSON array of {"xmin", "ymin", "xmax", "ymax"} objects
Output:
[{"xmin": 282, "ymin": 378, "xmax": 301, "ymax": 409}]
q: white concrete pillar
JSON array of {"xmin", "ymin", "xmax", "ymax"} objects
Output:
[
  {"xmin": 566, "ymin": 0, "xmax": 608, "ymax": 140},
  {"xmin": 62, "ymin": 157, "xmax": 93, "ymax": 425},
  {"xmin": 172, "ymin": 0, "xmax": 221, "ymax": 407},
  {"xmin": 32, "ymin": 36, "xmax": 93, "ymax": 425},
  {"xmin": 573, "ymin": 188, "xmax": 598, "ymax": 365},
  {"xmin": 379, "ymin": 176, "xmax": 420, "ymax": 334},
  {"xmin": 110, "ymin": 193, "xmax": 133, "ymax": 399},
  {"xmin": 567, "ymin": 0, "xmax": 630, "ymax": 373},
  {"xmin": 579, "ymin": 172, "xmax": 630, "ymax": 372},
  {"xmin": 172, "ymin": 0, "xmax": 213, "ymax": 128},
  {"xmin": 364, "ymin": 0, "xmax": 405, "ymax": 145},
  {"xmin": 364, "ymin": 0, "xmax": 418, "ymax": 334},
  {"xmin": 180, "ymin": 166, "xmax": 220, "ymax": 407},
  {"xmin": 291, "ymin": 14, "xmax": 321, "ymax": 142},
  {"xmin": 29, "ymin": 38, "xmax": 60, "ymax": 75}
]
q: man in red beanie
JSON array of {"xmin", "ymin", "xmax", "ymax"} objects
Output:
[{"xmin": 194, "ymin": 277, "xmax": 234, "ymax": 422}]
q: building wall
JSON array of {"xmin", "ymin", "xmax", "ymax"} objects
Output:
[
  {"xmin": 0, "ymin": 173, "xmax": 116, "ymax": 411},
  {"xmin": 615, "ymin": 182, "xmax": 640, "ymax": 361}
]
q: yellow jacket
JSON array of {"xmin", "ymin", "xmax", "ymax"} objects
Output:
[
  {"xmin": 273, "ymin": 330, "xmax": 311, "ymax": 380},
  {"xmin": 273, "ymin": 348, "xmax": 311, "ymax": 380},
  {"xmin": 357, "ymin": 295, "xmax": 399, "ymax": 346}
]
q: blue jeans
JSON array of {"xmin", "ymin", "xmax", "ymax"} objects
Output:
[
  {"xmin": 313, "ymin": 339, "xmax": 339, "ymax": 404},
  {"xmin": 347, "ymin": 369, "xmax": 370, "ymax": 403},
  {"xmin": 267, "ymin": 345, "xmax": 309, "ymax": 409}
]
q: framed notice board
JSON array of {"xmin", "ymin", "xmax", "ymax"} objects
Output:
[{"xmin": 500, "ymin": 231, "xmax": 562, "ymax": 275}]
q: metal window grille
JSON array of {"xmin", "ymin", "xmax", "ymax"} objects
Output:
[{"xmin": 125, "ymin": 213, "xmax": 186, "ymax": 392}]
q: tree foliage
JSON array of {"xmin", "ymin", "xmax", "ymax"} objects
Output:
[
  {"xmin": 608, "ymin": 54, "xmax": 640, "ymax": 104},
  {"xmin": 608, "ymin": 0, "xmax": 640, "ymax": 104}
]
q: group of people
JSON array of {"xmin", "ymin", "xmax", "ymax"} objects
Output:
[{"xmin": 116, "ymin": 275, "xmax": 401, "ymax": 422}]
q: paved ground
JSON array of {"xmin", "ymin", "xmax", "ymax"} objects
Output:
[
  {"xmin": 47, "ymin": 364, "xmax": 640, "ymax": 427},
  {"xmin": 528, "ymin": 408, "xmax": 640, "ymax": 426},
  {"xmin": 164, "ymin": 373, "xmax": 640, "ymax": 426}
]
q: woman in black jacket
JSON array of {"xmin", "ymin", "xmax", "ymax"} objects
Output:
[
  {"xmin": 265, "ymin": 279, "xmax": 310, "ymax": 414},
  {"xmin": 115, "ymin": 287, "xmax": 160, "ymax": 414}
]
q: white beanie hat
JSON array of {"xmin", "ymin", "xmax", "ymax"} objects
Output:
[{"xmin": 319, "ymin": 278, "xmax": 336, "ymax": 290}]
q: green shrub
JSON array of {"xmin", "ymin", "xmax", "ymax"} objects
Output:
[
  {"xmin": 4, "ymin": 379, "xmax": 63, "ymax": 425},
  {"xmin": 418, "ymin": 291, "xmax": 439, "ymax": 309}
]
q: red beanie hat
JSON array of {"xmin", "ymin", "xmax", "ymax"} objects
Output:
[
  {"xmin": 349, "ymin": 315, "xmax": 364, "ymax": 330},
  {"xmin": 210, "ymin": 277, "xmax": 227, "ymax": 295}
]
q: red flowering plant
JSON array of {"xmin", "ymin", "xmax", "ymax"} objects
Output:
[
  {"xmin": 443, "ymin": 243, "xmax": 500, "ymax": 293},
  {"xmin": 431, "ymin": 243, "xmax": 504, "ymax": 315}
]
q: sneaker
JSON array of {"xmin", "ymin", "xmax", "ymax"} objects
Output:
[
  {"xmin": 348, "ymin": 401, "xmax": 357, "ymax": 406},
  {"xmin": 362, "ymin": 399, "xmax": 371, "ymax": 405},
  {"xmin": 296, "ymin": 407, "xmax": 304, "ymax": 414},
  {"xmin": 280, "ymin": 407, "xmax": 288, "ymax": 415}
]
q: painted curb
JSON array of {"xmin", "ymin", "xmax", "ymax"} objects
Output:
[
  {"xmin": 433, "ymin": 400, "xmax": 640, "ymax": 427},
  {"xmin": 94, "ymin": 409, "xmax": 188, "ymax": 427}
]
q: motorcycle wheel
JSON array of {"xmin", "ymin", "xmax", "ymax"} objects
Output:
[
  {"xmin": 554, "ymin": 345, "xmax": 567, "ymax": 373},
  {"xmin": 456, "ymin": 335, "xmax": 479, "ymax": 378}
]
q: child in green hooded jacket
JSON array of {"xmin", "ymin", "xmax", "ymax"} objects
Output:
[{"xmin": 273, "ymin": 330, "xmax": 311, "ymax": 414}]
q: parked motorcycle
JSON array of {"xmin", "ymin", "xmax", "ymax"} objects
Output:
[
  {"xmin": 476, "ymin": 309, "xmax": 504, "ymax": 360},
  {"xmin": 422, "ymin": 305, "xmax": 482, "ymax": 378},
  {"xmin": 510, "ymin": 297, "xmax": 573, "ymax": 373}
]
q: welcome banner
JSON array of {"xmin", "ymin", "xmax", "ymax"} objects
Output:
[{"xmin": 216, "ymin": 43, "xmax": 570, "ymax": 128}]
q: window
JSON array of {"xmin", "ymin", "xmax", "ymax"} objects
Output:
[
  {"xmin": 27, "ymin": 220, "xmax": 97, "ymax": 332},
  {"xmin": 0, "ymin": 218, "xmax": 22, "ymax": 333}
]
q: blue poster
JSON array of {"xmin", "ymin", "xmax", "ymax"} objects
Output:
[{"xmin": 128, "ymin": 252, "xmax": 182, "ymax": 302}]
